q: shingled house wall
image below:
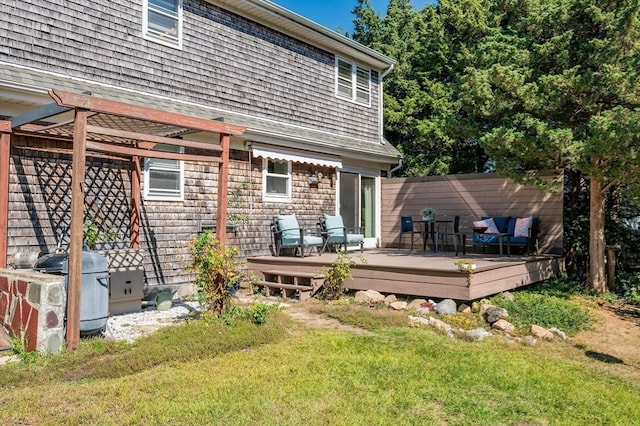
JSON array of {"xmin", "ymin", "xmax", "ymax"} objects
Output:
[
  {"xmin": 1, "ymin": 0, "xmax": 380, "ymax": 141},
  {"xmin": 7, "ymin": 136, "xmax": 335, "ymax": 291}
]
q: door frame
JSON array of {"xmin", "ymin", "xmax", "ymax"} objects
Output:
[{"xmin": 337, "ymin": 168, "xmax": 381, "ymax": 249}]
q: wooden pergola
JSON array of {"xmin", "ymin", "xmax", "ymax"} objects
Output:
[{"xmin": 0, "ymin": 89, "xmax": 246, "ymax": 349}]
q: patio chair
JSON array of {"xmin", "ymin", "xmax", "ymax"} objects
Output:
[
  {"xmin": 270, "ymin": 214, "xmax": 323, "ymax": 258},
  {"xmin": 437, "ymin": 215, "xmax": 466, "ymax": 256},
  {"xmin": 319, "ymin": 213, "xmax": 364, "ymax": 253},
  {"xmin": 399, "ymin": 216, "xmax": 422, "ymax": 250}
]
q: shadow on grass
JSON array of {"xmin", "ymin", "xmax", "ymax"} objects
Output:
[
  {"xmin": 585, "ymin": 350, "xmax": 624, "ymax": 364},
  {"xmin": 0, "ymin": 312, "xmax": 292, "ymax": 388}
]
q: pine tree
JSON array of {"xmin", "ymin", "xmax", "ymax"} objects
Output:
[{"xmin": 459, "ymin": 0, "xmax": 640, "ymax": 291}]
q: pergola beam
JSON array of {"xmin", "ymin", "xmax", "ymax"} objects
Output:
[
  {"xmin": 10, "ymin": 102, "xmax": 71, "ymax": 129},
  {"xmin": 50, "ymin": 89, "xmax": 246, "ymax": 136},
  {"xmin": 85, "ymin": 141, "xmax": 223, "ymax": 162},
  {"xmin": 85, "ymin": 125, "xmax": 223, "ymax": 152}
]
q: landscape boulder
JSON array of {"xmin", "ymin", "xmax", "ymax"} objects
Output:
[
  {"xmin": 465, "ymin": 328, "xmax": 492, "ymax": 341},
  {"xmin": 435, "ymin": 299, "xmax": 457, "ymax": 315},
  {"xmin": 407, "ymin": 299, "xmax": 428, "ymax": 311},
  {"xmin": 484, "ymin": 306, "xmax": 509, "ymax": 324},
  {"xmin": 531, "ymin": 324, "xmax": 554, "ymax": 340},
  {"xmin": 492, "ymin": 319, "xmax": 515, "ymax": 334},
  {"xmin": 354, "ymin": 290, "xmax": 385, "ymax": 304},
  {"xmin": 389, "ymin": 301, "xmax": 408, "ymax": 311}
]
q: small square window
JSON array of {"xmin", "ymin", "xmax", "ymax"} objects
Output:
[
  {"xmin": 263, "ymin": 159, "xmax": 291, "ymax": 202},
  {"xmin": 143, "ymin": 0, "xmax": 183, "ymax": 49},
  {"xmin": 144, "ymin": 144, "xmax": 184, "ymax": 201}
]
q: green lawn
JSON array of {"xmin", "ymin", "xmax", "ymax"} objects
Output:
[{"xmin": 1, "ymin": 308, "xmax": 638, "ymax": 425}]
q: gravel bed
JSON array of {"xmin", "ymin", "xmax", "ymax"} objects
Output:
[{"xmin": 103, "ymin": 300, "xmax": 202, "ymax": 343}]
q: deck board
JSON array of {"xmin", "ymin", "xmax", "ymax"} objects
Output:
[{"xmin": 248, "ymin": 249, "xmax": 565, "ymax": 301}]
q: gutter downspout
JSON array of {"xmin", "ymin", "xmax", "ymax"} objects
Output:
[
  {"xmin": 388, "ymin": 158, "xmax": 403, "ymax": 178},
  {"xmin": 378, "ymin": 63, "xmax": 395, "ymax": 144}
]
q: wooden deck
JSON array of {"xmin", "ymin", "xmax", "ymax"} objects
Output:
[{"xmin": 247, "ymin": 249, "xmax": 565, "ymax": 301}]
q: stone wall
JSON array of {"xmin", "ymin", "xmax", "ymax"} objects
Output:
[{"xmin": 0, "ymin": 269, "xmax": 66, "ymax": 354}]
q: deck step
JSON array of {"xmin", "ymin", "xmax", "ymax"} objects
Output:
[
  {"xmin": 255, "ymin": 269, "xmax": 326, "ymax": 301},
  {"xmin": 261, "ymin": 270, "xmax": 324, "ymax": 279},
  {"xmin": 255, "ymin": 280, "xmax": 315, "ymax": 301}
]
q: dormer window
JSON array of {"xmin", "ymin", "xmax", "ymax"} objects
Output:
[
  {"xmin": 335, "ymin": 57, "xmax": 371, "ymax": 106},
  {"xmin": 143, "ymin": 0, "xmax": 183, "ymax": 49}
]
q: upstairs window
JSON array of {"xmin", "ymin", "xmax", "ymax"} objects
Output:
[
  {"xmin": 335, "ymin": 57, "xmax": 371, "ymax": 106},
  {"xmin": 143, "ymin": 0, "xmax": 183, "ymax": 48},
  {"xmin": 263, "ymin": 159, "xmax": 291, "ymax": 202},
  {"xmin": 144, "ymin": 144, "xmax": 184, "ymax": 201}
]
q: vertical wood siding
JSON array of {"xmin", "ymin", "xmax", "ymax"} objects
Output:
[
  {"xmin": 381, "ymin": 174, "xmax": 564, "ymax": 254},
  {"xmin": 0, "ymin": 0, "xmax": 380, "ymax": 141}
]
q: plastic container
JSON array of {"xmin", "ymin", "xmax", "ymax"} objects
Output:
[{"xmin": 36, "ymin": 252, "xmax": 110, "ymax": 335}]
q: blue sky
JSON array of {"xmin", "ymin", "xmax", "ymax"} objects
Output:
[{"xmin": 272, "ymin": 1, "xmax": 435, "ymax": 34}]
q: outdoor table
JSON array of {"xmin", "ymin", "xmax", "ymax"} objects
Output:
[{"xmin": 415, "ymin": 219, "xmax": 452, "ymax": 252}]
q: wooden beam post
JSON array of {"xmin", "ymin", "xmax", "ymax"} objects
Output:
[
  {"xmin": 0, "ymin": 121, "xmax": 11, "ymax": 268},
  {"xmin": 131, "ymin": 156, "xmax": 141, "ymax": 249},
  {"xmin": 67, "ymin": 108, "xmax": 89, "ymax": 350},
  {"xmin": 216, "ymin": 134, "xmax": 230, "ymax": 242}
]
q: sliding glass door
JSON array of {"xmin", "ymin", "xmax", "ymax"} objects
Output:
[{"xmin": 339, "ymin": 172, "xmax": 378, "ymax": 248}]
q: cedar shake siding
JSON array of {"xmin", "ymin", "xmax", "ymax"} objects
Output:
[
  {"xmin": 0, "ymin": 0, "xmax": 380, "ymax": 141},
  {"xmin": 7, "ymin": 136, "xmax": 337, "ymax": 288}
]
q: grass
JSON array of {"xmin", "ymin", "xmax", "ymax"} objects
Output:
[{"xmin": 1, "ymin": 303, "xmax": 639, "ymax": 425}]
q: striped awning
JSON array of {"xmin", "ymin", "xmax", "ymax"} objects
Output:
[{"xmin": 252, "ymin": 144, "xmax": 342, "ymax": 168}]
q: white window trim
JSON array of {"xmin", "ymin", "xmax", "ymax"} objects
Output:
[
  {"xmin": 143, "ymin": 146, "xmax": 185, "ymax": 201},
  {"xmin": 335, "ymin": 56, "xmax": 371, "ymax": 106},
  {"xmin": 262, "ymin": 158, "xmax": 292, "ymax": 203},
  {"xmin": 143, "ymin": 0, "xmax": 184, "ymax": 49}
]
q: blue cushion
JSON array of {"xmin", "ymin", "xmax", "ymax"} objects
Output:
[
  {"xmin": 492, "ymin": 216, "xmax": 511, "ymax": 233},
  {"xmin": 302, "ymin": 235, "xmax": 323, "ymax": 246},
  {"xmin": 507, "ymin": 217, "xmax": 517, "ymax": 235},
  {"xmin": 473, "ymin": 234, "xmax": 499, "ymax": 244},
  {"xmin": 346, "ymin": 233, "xmax": 364, "ymax": 244},
  {"xmin": 323, "ymin": 214, "xmax": 345, "ymax": 237},
  {"xmin": 277, "ymin": 214, "xmax": 300, "ymax": 241}
]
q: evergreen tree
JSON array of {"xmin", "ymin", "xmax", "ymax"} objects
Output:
[
  {"xmin": 459, "ymin": 0, "xmax": 640, "ymax": 291},
  {"xmin": 352, "ymin": 0, "xmax": 491, "ymax": 176}
]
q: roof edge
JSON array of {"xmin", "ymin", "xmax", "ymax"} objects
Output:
[{"xmin": 212, "ymin": 0, "xmax": 396, "ymax": 70}]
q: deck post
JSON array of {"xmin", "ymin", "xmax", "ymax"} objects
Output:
[
  {"xmin": 216, "ymin": 134, "xmax": 230, "ymax": 242},
  {"xmin": 0, "ymin": 121, "xmax": 11, "ymax": 268},
  {"xmin": 67, "ymin": 108, "xmax": 89, "ymax": 350},
  {"xmin": 131, "ymin": 156, "xmax": 141, "ymax": 249}
]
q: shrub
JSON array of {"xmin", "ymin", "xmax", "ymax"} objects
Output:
[
  {"xmin": 528, "ymin": 275, "xmax": 586, "ymax": 298},
  {"xmin": 440, "ymin": 313, "xmax": 483, "ymax": 330},
  {"xmin": 317, "ymin": 252, "xmax": 366, "ymax": 300},
  {"xmin": 616, "ymin": 271, "xmax": 640, "ymax": 306},
  {"xmin": 188, "ymin": 231, "xmax": 249, "ymax": 315},
  {"xmin": 491, "ymin": 292, "xmax": 594, "ymax": 335},
  {"xmin": 217, "ymin": 303, "xmax": 279, "ymax": 326}
]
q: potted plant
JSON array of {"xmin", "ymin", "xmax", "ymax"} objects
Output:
[
  {"xmin": 420, "ymin": 207, "xmax": 436, "ymax": 221},
  {"xmin": 455, "ymin": 259, "xmax": 476, "ymax": 271}
]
